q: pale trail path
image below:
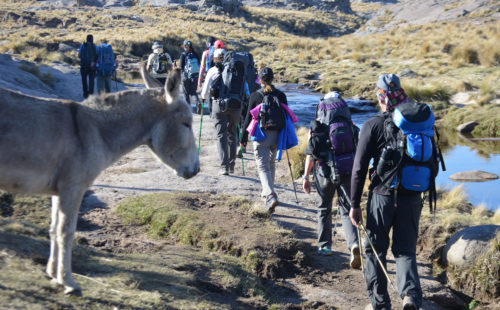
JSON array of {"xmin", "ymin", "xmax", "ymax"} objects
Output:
[{"xmin": 85, "ymin": 108, "xmax": 452, "ymax": 309}]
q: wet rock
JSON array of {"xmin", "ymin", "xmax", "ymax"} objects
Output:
[
  {"xmin": 443, "ymin": 225, "xmax": 500, "ymax": 268},
  {"xmin": 456, "ymin": 120, "xmax": 478, "ymax": 133},
  {"xmin": 449, "ymin": 170, "xmax": 499, "ymax": 182}
]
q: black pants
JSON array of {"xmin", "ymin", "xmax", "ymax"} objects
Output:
[
  {"xmin": 80, "ymin": 67, "xmax": 96, "ymax": 98},
  {"xmin": 183, "ymin": 76, "xmax": 200, "ymax": 113}
]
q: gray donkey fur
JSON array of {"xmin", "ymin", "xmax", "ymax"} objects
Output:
[{"xmin": 0, "ymin": 66, "xmax": 199, "ymax": 294}]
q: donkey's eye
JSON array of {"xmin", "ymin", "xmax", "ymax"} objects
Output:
[{"xmin": 183, "ymin": 123, "xmax": 191, "ymax": 129}]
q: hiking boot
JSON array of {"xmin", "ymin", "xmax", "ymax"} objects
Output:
[
  {"xmin": 229, "ymin": 166, "xmax": 234, "ymax": 174},
  {"xmin": 265, "ymin": 193, "xmax": 278, "ymax": 214},
  {"xmin": 219, "ymin": 168, "xmax": 229, "ymax": 176},
  {"xmin": 350, "ymin": 244, "xmax": 361, "ymax": 269},
  {"xmin": 402, "ymin": 295, "xmax": 417, "ymax": 310},
  {"xmin": 317, "ymin": 245, "xmax": 332, "ymax": 256}
]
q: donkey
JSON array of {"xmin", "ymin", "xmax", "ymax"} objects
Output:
[{"xmin": 0, "ymin": 67, "xmax": 199, "ymax": 294}]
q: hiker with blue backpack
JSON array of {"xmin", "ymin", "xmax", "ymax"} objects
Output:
[
  {"xmin": 78, "ymin": 34, "xmax": 98, "ymax": 98},
  {"xmin": 179, "ymin": 40, "xmax": 201, "ymax": 114},
  {"xmin": 301, "ymin": 92, "xmax": 361, "ymax": 266},
  {"xmin": 349, "ymin": 74, "xmax": 445, "ymax": 310},
  {"xmin": 96, "ymin": 40, "xmax": 116, "ymax": 94}
]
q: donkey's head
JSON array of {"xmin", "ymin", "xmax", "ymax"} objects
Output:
[{"xmin": 141, "ymin": 65, "xmax": 200, "ymax": 179}]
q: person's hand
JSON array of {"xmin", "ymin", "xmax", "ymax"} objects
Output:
[
  {"xmin": 349, "ymin": 207, "xmax": 362, "ymax": 226},
  {"xmin": 303, "ymin": 178, "xmax": 311, "ymax": 194}
]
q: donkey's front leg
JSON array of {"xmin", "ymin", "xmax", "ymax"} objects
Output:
[
  {"xmin": 46, "ymin": 195, "xmax": 60, "ymax": 281},
  {"xmin": 56, "ymin": 188, "xmax": 85, "ymax": 294}
]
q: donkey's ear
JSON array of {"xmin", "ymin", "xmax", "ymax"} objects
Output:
[
  {"xmin": 140, "ymin": 63, "xmax": 163, "ymax": 89},
  {"xmin": 165, "ymin": 68, "xmax": 181, "ymax": 104}
]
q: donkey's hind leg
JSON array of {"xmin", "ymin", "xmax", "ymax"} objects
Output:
[
  {"xmin": 55, "ymin": 188, "xmax": 85, "ymax": 294},
  {"xmin": 46, "ymin": 195, "xmax": 60, "ymax": 281}
]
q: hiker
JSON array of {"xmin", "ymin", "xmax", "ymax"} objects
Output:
[
  {"xmin": 146, "ymin": 41, "xmax": 172, "ymax": 85},
  {"xmin": 237, "ymin": 66, "xmax": 260, "ymax": 158},
  {"xmin": 201, "ymin": 48, "xmax": 249, "ymax": 175},
  {"xmin": 350, "ymin": 74, "xmax": 442, "ymax": 310},
  {"xmin": 96, "ymin": 39, "xmax": 116, "ymax": 94},
  {"xmin": 78, "ymin": 34, "xmax": 97, "ymax": 98},
  {"xmin": 240, "ymin": 67, "xmax": 290, "ymax": 212},
  {"xmin": 179, "ymin": 40, "xmax": 202, "ymax": 114},
  {"xmin": 302, "ymin": 92, "xmax": 361, "ymax": 265},
  {"xmin": 198, "ymin": 36, "xmax": 216, "ymax": 89}
]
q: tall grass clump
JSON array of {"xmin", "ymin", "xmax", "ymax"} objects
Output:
[
  {"xmin": 403, "ymin": 81, "xmax": 451, "ymax": 103},
  {"xmin": 287, "ymin": 126, "xmax": 309, "ymax": 179}
]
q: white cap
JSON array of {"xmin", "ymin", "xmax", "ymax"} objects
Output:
[
  {"xmin": 324, "ymin": 91, "xmax": 341, "ymax": 100},
  {"xmin": 214, "ymin": 48, "xmax": 226, "ymax": 58}
]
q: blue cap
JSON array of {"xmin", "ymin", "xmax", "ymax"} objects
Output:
[{"xmin": 377, "ymin": 74, "xmax": 401, "ymax": 91}]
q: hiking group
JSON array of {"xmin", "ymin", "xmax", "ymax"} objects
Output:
[{"xmin": 79, "ymin": 33, "xmax": 446, "ymax": 310}]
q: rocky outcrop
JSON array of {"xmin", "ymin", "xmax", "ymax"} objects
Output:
[
  {"xmin": 449, "ymin": 170, "xmax": 499, "ymax": 182},
  {"xmin": 456, "ymin": 121, "xmax": 479, "ymax": 133},
  {"xmin": 444, "ymin": 225, "xmax": 500, "ymax": 268}
]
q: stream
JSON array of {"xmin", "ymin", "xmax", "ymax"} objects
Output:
[{"xmin": 282, "ymin": 84, "xmax": 500, "ymax": 211}]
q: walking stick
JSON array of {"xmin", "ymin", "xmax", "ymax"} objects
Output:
[
  {"xmin": 198, "ymin": 100, "xmax": 204, "ymax": 153},
  {"xmin": 237, "ymin": 125, "xmax": 245, "ymax": 176},
  {"xmin": 357, "ymin": 225, "xmax": 365, "ymax": 277},
  {"xmin": 285, "ymin": 149, "xmax": 299, "ymax": 204},
  {"xmin": 359, "ymin": 223, "xmax": 397, "ymax": 293}
]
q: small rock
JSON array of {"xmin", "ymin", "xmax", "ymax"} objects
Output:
[
  {"xmin": 443, "ymin": 225, "xmax": 500, "ymax": 268},
  {"xmin": 58, "ymin": 43, "xmax": 75, "ymax": 53},
  {"xmin": 456, "ymin": 120, "xmax": 478, "ymax": 133},
  {"xmin": 398, "ymin": 68, "xmax": 418, "ymax": 78},
  {"xmin": 449, "ymin": 170, "xmax": 499, "ymax": 182}
]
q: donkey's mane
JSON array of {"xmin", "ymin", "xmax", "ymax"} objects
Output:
[{"xmin": 81, "ymin": 88, "xmax": 166, "ymax": 121}]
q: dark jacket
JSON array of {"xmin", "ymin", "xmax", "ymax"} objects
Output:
[
  {"xmin": 350, "ymin": 113, "xmax": 391, "ymax": 210},
  {"xmin": 241, "ymin": 86, "xmax": 288, "ymax": 145}
]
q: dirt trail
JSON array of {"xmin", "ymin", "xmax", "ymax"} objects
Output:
[{"xmin": 74, "ymin": 106, "xmax": 460, "ymax": 309}]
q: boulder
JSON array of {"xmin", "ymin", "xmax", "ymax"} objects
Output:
[
  {"xmin": 58, "ymin": 43, "xmax": 75, "ymax": 53},
  {"xmin": 449, "ymin": 170, "xmax": 499, "ymax": 182},
  {"xmin": 443, "ymin": 225, "xmax": 500, "ymax": 268},
  {"xmin": 201, "ymin": 0, "xmax": 241, "ymax": 13},
  {"xmin": 398, "ymin": 68, "xmax": 418, "ymax": 78},
  {"xmin": 456, "ymin": 120, "xmax": 478, "ymax": 133}
]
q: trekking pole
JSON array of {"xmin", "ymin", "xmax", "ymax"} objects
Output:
[
  {"xmin": 357, "ymin": 225, "xmax": 365, "ymax": 277},
  {"xmin": 285, "ymin": 149, "xmax": 299, "ymax": 204},
  {"xmin": 197, "ymin": 100, "xmax": 204, "ymax": 153},
  {"xmin": 237, "ymin": 125, "xmax": 245, "ymax": 176},
  {"xmin": 359, "ymin": 223, "xmax": 397, "ymax": 293}
]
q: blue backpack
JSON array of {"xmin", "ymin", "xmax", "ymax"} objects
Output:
[
  {"xmin": 206, "ymin": 46, "xmax": 214, "ymax": 71},
  {"xmin": 97, "ymin": 44, "xmax": 115, "ymax": 76},
  {"xmin": 184, "ymin": 52, "xmax": 200, "ymax": 79},
  {"xmin": 377, "ymin": 101, "xmax": 445, "ymax": 212}
]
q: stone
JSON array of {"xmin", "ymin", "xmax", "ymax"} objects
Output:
[
  {"xmin": 456, "ymin": 121, "xmax": 478, "ymax": 133},
  {"xmin": 58, "ymin": 43, "xmax": 75, "ymax": 53},
  {"xmin": 449, "ymin": 170, "xmax": 499, "ymax": 182},
  {"xmin": 398, "ymin": 68, "xmax": 418, "ymax": 78},
  {"xmin": 443, "ymin": 225, "xmax": 500, "ymax": 268}
]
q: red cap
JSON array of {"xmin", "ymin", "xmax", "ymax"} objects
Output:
[{"xmin": 214, "ymin": 40, "xmax": 224, "ymax": 49}]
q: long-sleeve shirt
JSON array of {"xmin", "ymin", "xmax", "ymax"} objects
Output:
[
  {"xmin": 241, "ymin": 86, "xmax": 288, "ymax": 145},
  {"xmin": 350, "ymin": 114, "xmax": 391, "ymax": 209},
  {"xmin": 200, "ymin": 65, "xmax": 220, "ymax": 100}
]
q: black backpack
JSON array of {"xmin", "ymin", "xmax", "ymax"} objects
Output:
[
  {"xmin": 234, "ymin": 51, "xmax": 257, "ymax": 94},
  {"xmin": 213, "ymin": 51, "xmax": 247, "ymax": 112},
  {"xmin": 376, "ymin": 101, "xmax": 446, "ymax": 213},
  {"xmin": 259, "ymin": 89, "xmax": 285, "ymax": 131},
  {"xmin": 80, "ymin": 42, "xmax": 97, "ymax": 68}
]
